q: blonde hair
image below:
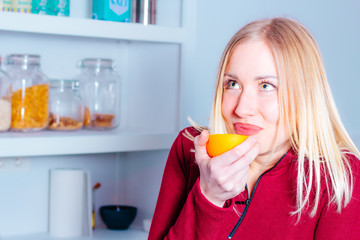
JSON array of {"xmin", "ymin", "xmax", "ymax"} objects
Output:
[{"xmin": 207, "ymin": 17, "xmax": 360, "ymax": 218}]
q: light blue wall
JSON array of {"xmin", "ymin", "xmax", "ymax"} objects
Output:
[{"xmin": 182, "ymin": 0, "xmax": 360, "ymax": 139}]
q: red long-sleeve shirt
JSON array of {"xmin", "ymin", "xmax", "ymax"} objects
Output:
[{"xmin": 149, "ymin": 127, "xmax": 360, "ymax": 240}]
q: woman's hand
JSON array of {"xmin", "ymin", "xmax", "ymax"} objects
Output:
[{"xmin": 194, "ymin": 130, "xmax": 261, "ymax": 207}]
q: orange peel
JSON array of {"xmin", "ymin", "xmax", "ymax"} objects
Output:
[{"xmin": 206, "ymin": 134, "xmax": 248, "ymax": 157}]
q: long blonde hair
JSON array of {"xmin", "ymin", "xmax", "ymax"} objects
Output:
[{"xmin": 208, "ymin": 17, "xmax": 360, "ymax": 218}]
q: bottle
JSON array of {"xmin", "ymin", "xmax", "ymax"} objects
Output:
[
  {"xmin": 0, "ymin": 56, "xmax": 12, "ymax": 132},
  {"xmin": 6, "ymin": 54, "xmax": 49, "ymax": 132},
  {"xmin": 76, "ymin": 58, "xmax": 120, "ymax": 130},
  {"xmin": 48, "ymin": 79, "xmax": 83, "ymax": 131}
]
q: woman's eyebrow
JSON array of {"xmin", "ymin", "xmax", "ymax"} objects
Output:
[
  {"xmin": 224, "ymin": 73, "xmax": 238, "ymax": 79},
  {"xmin": 255, "ymin": 75, "xmax": 278, "ymax": 80},
  {"xmin": 224, "ymin": 73, "xmax": 278, "ymax": 81}
]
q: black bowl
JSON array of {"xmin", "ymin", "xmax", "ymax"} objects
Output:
[{"xmin": 100, "ymin": 205, "xmax": 137, "ymax": 230}]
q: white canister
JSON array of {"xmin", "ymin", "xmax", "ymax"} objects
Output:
[{"xmin": 49, "ymin": 168, "xmax": 92, "ymax": 238}]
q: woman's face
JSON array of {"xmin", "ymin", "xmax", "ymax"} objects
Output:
[{"xmin": 222, "ymin": 40, "xmax": 290, "ymax": 156}]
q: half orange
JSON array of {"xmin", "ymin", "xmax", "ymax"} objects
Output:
[{"xmin": 206, "ymin": 134, "xmax": 248, "ymax": 157}]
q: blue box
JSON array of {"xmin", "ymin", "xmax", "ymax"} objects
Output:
[{"xmin": 92, "ymin": 0, "xmax": 131, "ymax": 22}]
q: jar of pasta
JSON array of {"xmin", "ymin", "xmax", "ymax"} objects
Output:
[
  {"xmin": 6, "ymin": 54, "xmax": 49, "ymax": 132},
  {"xmin": 76, "ymin": 58, "xmax": 120, "ymax": 130},
  {"xmin": 0, "ymin": 56, "xmax": 11, "ymax": 132},
  {"xmin": 48, "ymin": 79, "xmax": 83, "ymax": 131}
]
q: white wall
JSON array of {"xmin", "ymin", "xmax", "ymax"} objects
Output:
[{"xmin": 181, "ymin": 0, "xmax": 360, "ymax": 145}]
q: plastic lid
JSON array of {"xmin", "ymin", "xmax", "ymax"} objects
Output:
[
  {"xmin": 79, "ymin": 58, "xmax": 113, "ymax": 68},
  {"xmin": 50, "ymin": 79, "xmax": 79, "ymax": 90},
  {"xmin": 7, "ymin": 54, "xmax": 41, "ymax": 66}
]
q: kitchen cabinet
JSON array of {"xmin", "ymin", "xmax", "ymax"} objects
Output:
[
  {"xmin": 0, "ymin": 4, "xmax": 185, "ymax": 158},
  {"xmin": 0, "ymin": 0, "xmax": 194, "ymax": 239}
]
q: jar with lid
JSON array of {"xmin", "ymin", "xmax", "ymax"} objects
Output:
[
  {"xmin": 6, "ymin": 54, "xmax": 49, "ymax": 132},
  {"xmin": 76, "ymin": 58, "xmax": 120, "ymax": 130},
  {"xmin": 0, "ymin": 56, "xmax": 12, "ymax": 132},
  {"xmin": 48, "ymin": 79, "xmax": 83, "ymax": 131}
]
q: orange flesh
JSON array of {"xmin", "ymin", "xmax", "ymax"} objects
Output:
[{"xmin": 206, "ymin": 134, "xmax": 248, "ymax": 157}]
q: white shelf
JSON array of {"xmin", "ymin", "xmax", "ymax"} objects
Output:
[
  {"xmin": 0, "ymin": 129, "xmax": 177, "ymax": 157},
  {"xmin": 0, "ymin": 11, "xmax": 185, "ymax": 43},
  {"xmin": 3, "ymin": 228, "xmax": 148, "ymax": 240}
]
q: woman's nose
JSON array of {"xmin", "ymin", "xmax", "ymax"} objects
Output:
[{"xmin": 234, "ymin": 89, "xmax": 257, "ymax": 118}]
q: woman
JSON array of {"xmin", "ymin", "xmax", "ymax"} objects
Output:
[{"xmin": 148, "ymin": 17, "xmax": 360, "ymax": 239}]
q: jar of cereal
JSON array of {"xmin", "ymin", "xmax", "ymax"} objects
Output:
[
  {"xmin": 0, "ymin": 56, "xmax": 11, "ymax": 132},
  {"xmin": 48, "ymin": 79, "xmax": 83, "ymax": 131},
  {"xmin": 6, "ymin": 54, "xmax": 49, "ymax": 132},
  {"xmin": 76, "ymin": 58, "xmax": 120, "ymax": 130}
]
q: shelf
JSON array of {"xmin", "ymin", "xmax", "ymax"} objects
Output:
[
  {"xmin": 3, "ymin": 228, "xmax": 148, "ymax": 240},
  {"xmin": 0, "ymin": 11, "xmax": 185, "ymax": 43},
  {"xmin": 0, "ymin": 129, "xmax": 177, "ymax": 157}
]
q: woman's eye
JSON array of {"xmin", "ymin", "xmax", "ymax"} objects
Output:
[
  {"xmin": 259, "ymin": 82, "xmax": 276, "ymax": 91},
  {"xmin": 225, "ymin": 80, "xmax": 239, "ymax": 89}
]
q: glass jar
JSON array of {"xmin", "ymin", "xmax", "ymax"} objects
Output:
[
  {"xmin": 6, "ymin": 54, "xmax": 49, "ymax": 132},
  {"xmin": 48, "ymin": 79, "xmax": 83, "ymax": 131},
  {"xmin": 76, "ymin": 58, "xmax": 120, "ymax": 130},
  {"xmin": 0, "ymin": 56, "xmax": 12, "ymax": 132}
]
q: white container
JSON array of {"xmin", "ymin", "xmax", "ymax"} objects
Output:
[{"xmin": 49, "ymin": 168, "xmax": 92, "ymax": 238}]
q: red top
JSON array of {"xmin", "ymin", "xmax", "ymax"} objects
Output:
[{"xmin": 148, "ymin": 127, "xmax": 360, "ymax": 240}]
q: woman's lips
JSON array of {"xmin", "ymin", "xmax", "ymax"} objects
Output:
[{"xmin": 234, "ymin": 122, "xmax": 263, "ymax": 136}]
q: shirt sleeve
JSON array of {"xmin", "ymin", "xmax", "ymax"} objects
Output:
[
  {"xmin": 148, "ymin": 130, "xmax": 234, "ymax": 240},
  {"xmin": 314, "ymin": 154, "xmax": 360, "ymax": 240}
]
